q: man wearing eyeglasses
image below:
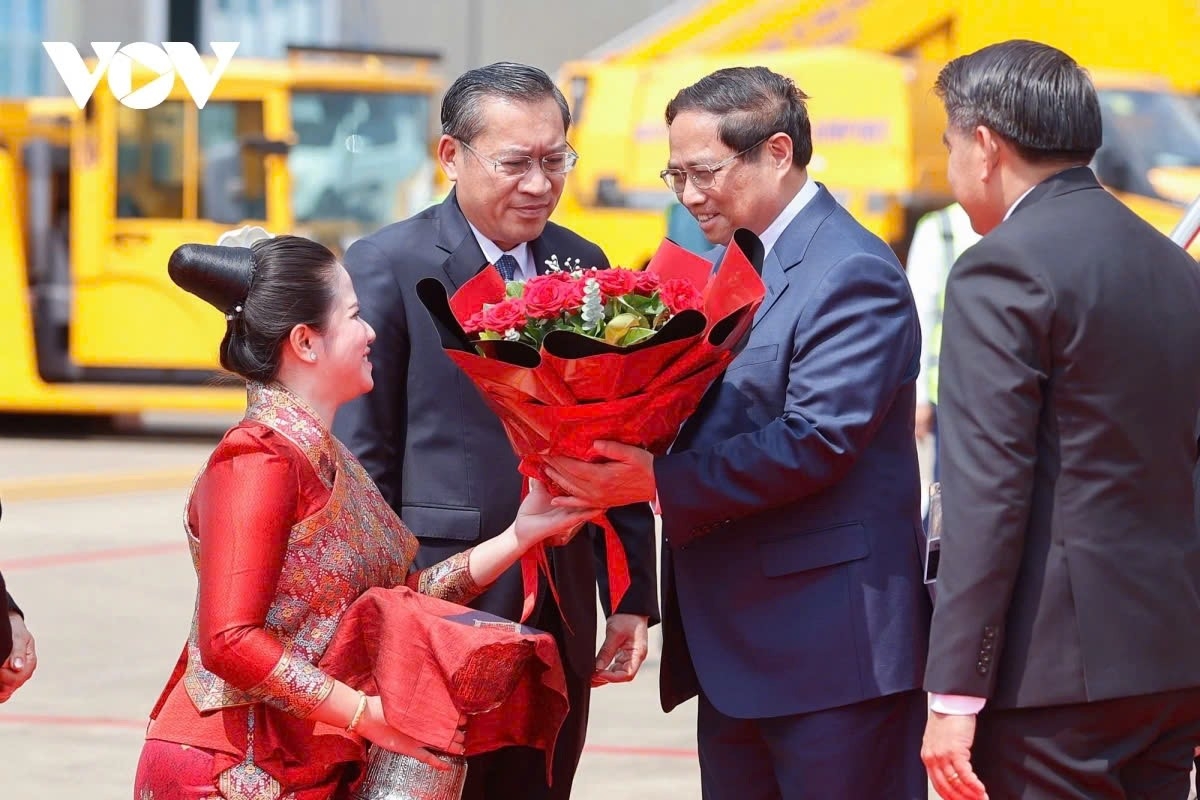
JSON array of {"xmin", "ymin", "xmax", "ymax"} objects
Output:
[
  {"xmin": 332, "ymin": 62, "xmax": 658, "ymax": 800},
  {"xmin": 544, "ymin": 66, "xmax": 931, "ymax": 798}
]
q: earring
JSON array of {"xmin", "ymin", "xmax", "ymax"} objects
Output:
[{"xmin": 309, "ymin": 352, "xmax": 317, "ymax": 361}]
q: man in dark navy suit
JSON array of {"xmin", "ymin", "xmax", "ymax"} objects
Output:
[{"xmin": 547, "ymin": 66, "xmax": 931, "ymax": 799}]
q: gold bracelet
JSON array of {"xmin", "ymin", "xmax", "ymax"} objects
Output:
[{"xmin": 347, "ymin": 691, "xmax": 368, "ymax": 733}]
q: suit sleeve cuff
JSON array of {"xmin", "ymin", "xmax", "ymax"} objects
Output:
[{"xmin": 929, "ymin": 693, "xmax": 986, "ymax": 715}]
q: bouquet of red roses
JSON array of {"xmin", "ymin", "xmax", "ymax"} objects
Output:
[
  {"xmin": 462, "ymin": 255, "xmax": 709, "ymax": 349},
  {"xmin": 417, "ymin": 229, "xmax": 766, "ymax": 620}
]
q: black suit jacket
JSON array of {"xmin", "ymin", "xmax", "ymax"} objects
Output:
[
  {"xmin": 926, "ymin": 167, "xmax": 1200, "ymax": 709},
  {"xmin": 331, "ymin": 192, "xmax": 659, "ymax": 675}
]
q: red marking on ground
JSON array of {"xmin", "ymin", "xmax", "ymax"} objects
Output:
[
  {"xmin": 2, "ymin": 542, "xmax": 186, "ymax": 571},
  {"xmin": 0, "ymin": 714, "xmax": 698, "ymax": 757},
  {"xmin": 0, "ymin": 713, "xmax": 143, "ymax": 730}
]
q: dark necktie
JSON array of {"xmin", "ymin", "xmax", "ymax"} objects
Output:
[{"xmin": 495, "ymin": 253, "xmax": 520, "ymax": 282}]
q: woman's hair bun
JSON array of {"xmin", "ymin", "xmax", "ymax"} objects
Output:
[{"xmin": 168, "ymin": 243, "xmax": 254, "ymax": 314}]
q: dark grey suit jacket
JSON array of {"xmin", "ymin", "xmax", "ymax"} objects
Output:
[
  {"xmin": 331, "ymin": 192, "xmax": 659, "ymax": 676},
  {"xmin": 926, "ymin": 167, "xmax": 1200, "ymax": 709}
]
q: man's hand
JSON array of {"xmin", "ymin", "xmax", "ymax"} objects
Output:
[
  {"xmin": 591, "ymin": 613, "xmax": 649, "ymax": 687},
  {"xmin": 922, "ymin": 711, "xmax": 988, "ymax": 800},
  {"xmin": 0, "ymin": 612, "xmax": 37, "ymax": 702},
  {"xmin": 916, "ymin": 402, "xmax": 935, "ymax": 440},
  {"xmin": 544, "ymin": 441, "xmax": 656, "ymax": 510}
]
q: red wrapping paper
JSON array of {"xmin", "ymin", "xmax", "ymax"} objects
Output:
[{"xmin": 418, "ymin": 231, "xmax": 766, "ymax": 621}]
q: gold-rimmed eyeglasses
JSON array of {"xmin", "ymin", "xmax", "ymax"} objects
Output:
[
  {"xmin": 458, "ymin": 139, "xmax": 579, "ymax": 179},
  {"xmin": 660, "ymin": 136, "xmax": 771, "ymax": 193}
]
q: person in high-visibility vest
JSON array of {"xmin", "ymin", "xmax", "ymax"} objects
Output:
[{"xmin": 905, "ymin": 202, "xmax": 980, "ymax": 501}]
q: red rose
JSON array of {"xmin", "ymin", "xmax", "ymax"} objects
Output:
[
  {"xmin": 593, "ymin": 267, "xmax": 639, "ymax": 297},
  {"xmin": 461, "ymin": 310, "xmax": 487, "ymax": 334},
  {"xmin": 659, "ymin": 279, "xmax": 703, "ymax": 314},
  {"xmin": 523, "ymin": 275, "xmax": 576, "ymax": 319},
  {"xmin": 633, "ymin": 270, "xmax": 661, "ymax": 293},
  {"xmin": 563, "ymin": 276, "xmax": 594, "ymax": 307},
  {"xmin": 480, "ymin": 298, "xmax": 527, "ymax": 333}
]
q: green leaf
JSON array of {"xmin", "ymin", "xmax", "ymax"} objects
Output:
[
  {"xmin": 506, "ymin": 281, "xmax": 525, "ymax": 298},
  {"xmin": 618, "ymin": 294, "xmax": 654, "ymax": 314},
  {"xmin": 605, "ymin": 312, "xmax": 649, "ymax": 344},
  {"xmin": 619, "ymin": 326, "xmax": 659, "ymax": 346}
]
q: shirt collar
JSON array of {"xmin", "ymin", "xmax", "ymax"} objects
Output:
[
  {"xmin": 467, "ymin": 222, "xmax": 534, "ymax": 280},
  {"xmin": 1003, "ymin": 185, "xmax": 1038, "ymax": 222},
  {"xmin": 758, "ymin": 177, "xmax": 820, "ymax": 257}
]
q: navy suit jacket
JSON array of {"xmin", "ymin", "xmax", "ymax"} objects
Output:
[
  {"xmin": 331, "ymin": 192, "xmax": 659, "ymax": 676},
  {"xmin": 655, "ymin": 185, "xmax": 932, "ymax": 717}
]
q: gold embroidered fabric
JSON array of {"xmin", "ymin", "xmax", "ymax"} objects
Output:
[
  {"xmin": 246, "ymin": 649, "xmax": 335, "ymax": 718},
  {"xmin": 182, "ymin": 382, "xmax": 415, "ymax": 715},
  {"xmin": 215, "ymin": 709, "xmax": 296, "ymax": 800},
  {"xmin": 409, "ymin": 548, "xmax": 484, "ymax": 606}
]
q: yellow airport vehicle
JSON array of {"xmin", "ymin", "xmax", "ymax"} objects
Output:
[
  {"xmin": 556, "ymin": 0, "xmax": 1200, "ymax": 264},
  {"xmin": 0, "ymin": 45, "xmax": 440, "ymax": 415},
  {"xmin": 556, "ymin": 47, "xmax": 948, "ymax": 266}
]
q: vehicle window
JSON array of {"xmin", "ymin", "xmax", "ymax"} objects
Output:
[
  {"xmin": 199, "ymin": 100, "xmax": 268, "ymax": 223},
  {"xmin": 116, "ymin": 101, "xmax": 185, "ymax": 218}
]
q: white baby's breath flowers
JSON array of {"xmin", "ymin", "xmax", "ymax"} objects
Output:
[{"xmin": 544, "ymin": 254, "xmax": 582, "ymax": 274}]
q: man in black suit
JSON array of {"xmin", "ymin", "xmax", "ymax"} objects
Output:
[
  {"xmin": 919, "ymin": 40, "xmax": 1200, "ymax": 799},
  {"xmin": 0, "ymin": 499, "xmax": 36, "ymax": 702},
  {"xmin": 331, "ymin": 63, "xmax": 658, "ymax": 800}
]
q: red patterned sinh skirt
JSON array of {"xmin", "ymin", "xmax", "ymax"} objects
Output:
[{"xmin": 133, "ymin": 740, "xmax": 222, "ymax": 799}]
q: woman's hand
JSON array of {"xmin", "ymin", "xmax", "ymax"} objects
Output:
[
  {"xmin": 514, "ymin": 479, "xmax": 600, "ymax": 550},
  {"xmin": 355, "ymin": 695, "xmax": 466, "ymax": 768}
]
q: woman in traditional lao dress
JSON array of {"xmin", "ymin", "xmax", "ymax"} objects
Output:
[{"xmin": 133, "ymin": 234, "xmax": 597, "ymax": 800}]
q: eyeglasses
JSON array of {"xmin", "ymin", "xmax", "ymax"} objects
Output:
[
  {"xmin": 660, "ymin": 136, "xmax": 771, "ymax": 193},
  {"xmin": 458, "ymin": 139, "xmax": 579, "ymax": 179}
]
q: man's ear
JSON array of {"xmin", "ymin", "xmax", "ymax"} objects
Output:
[
  {"xmin": 765, "ymin": 131, "xmax": 793, "ymax": 171},
  {"xmin": 437, "ymin": 134, "xmax": 460, "ymax": 182},
  {"xmin": 977, "ymin": 126, "xmax": 1003, "ymax": 180}
]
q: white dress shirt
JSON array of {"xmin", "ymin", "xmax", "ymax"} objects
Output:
[
  {"xmin": 758, "ymin": 177, "xmax": 820, "ymax": 258},
  {"xmin": 468, "ymin": 222, "xmax": 537, "ymax": 281}
]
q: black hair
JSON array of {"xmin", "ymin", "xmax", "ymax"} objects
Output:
[
  {"xmin": 168, "ymin": 235, "xmax": 339, "ymax": 383},
  {"xmin": 441, "ymin": 61, "xmax": 570, "ymax": 143},
  {"xmin": 665, "ymin": 65, "xmax": 813, "ymax": 169},
  {"xmin": 935, "ymin": 39, "xmax": 1102, "ymax": 164}
]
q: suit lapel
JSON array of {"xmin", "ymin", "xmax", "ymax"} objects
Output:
[
  {"xmin": 435, "ymin": 190, "xmax": 489, "ymax": 290},
  {"xmin": 749, "ymin": 184, "xmax": 838, "ymax": 331},
  {"xmin": 529, "ymin": 235, "xmax": 553, "ymax": 275},
  {"xmin": 752, "ymin": 249, "xmax": 788, "ymax": 328}
]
